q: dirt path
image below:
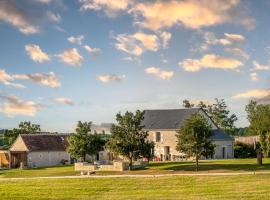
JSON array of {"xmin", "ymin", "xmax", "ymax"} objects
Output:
[{"xmin": 1, "ymin": 171, "xmax": 270, "ymax": 181}]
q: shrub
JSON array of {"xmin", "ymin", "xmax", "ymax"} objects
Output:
[{"xmin": 234, "ymin": 141, "xmax": 257, "ymax": 158}]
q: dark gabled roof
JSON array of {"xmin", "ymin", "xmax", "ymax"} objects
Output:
[
  {"xmin": 142, "ymin": 108, "xmax": 200, "ymax": 130},
  {"xmin": 20, "ymin": 134, "xmax": 69, "ymax": 151},
  {"xmin": 142, "ymin": 108, "xmax": 233, "ymax": 141}
]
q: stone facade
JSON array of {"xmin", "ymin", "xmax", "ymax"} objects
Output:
[
  {"xmin": 148, "ymin": 130, "xmax": 234, "ymax": 161},
  {"xmin": 27, "ymin": 151, "xmax": 70, "ymax": 168}
]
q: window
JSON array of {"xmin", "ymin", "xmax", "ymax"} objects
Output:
[{"xmin": 155, "ymin": 132, "xmax": 161, "ymax": 142}]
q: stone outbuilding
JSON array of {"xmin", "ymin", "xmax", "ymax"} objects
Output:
[
  {"xmin": 9, "ymin": 134, "xmax": 71, "ymax": 168},
  {"xmin": 142, "ymin": 108, "xmax": 234, "ymax": 161}
]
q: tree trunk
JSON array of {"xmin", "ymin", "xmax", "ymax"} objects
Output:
[
  {"xmin": 129, "ymin": 156, "xmax": 133, "ymax": 170},
  {"xmin": 195, "ymin": 155, "xmax": 199, "ymax": 171}
]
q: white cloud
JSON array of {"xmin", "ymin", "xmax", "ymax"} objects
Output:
[
  {"xmin": 84, "ymin": 45, "xmax": 101, "ymax": 56},
  {"xmin": 250, "ymin": 72, "xmax": 259, "ymax": 82},
  {"xmin": 46, "ymin": 11, "xmax": 61, "ymax": 23},
  {"xmin": 57, "ymin": 48, "xmax": 83, "ymax": 66},
  {"xmin": 144, "ymin": 67, "xmax": 174, "ymax": 80},
  {"xmin": 0, "ymin": 1, "xmax": 39, "ymax": 34},
  {"xmin": 160, "ymin": 31, "xmax": 171, "ymax": 48},
  {"xmin": 25, "ymin": 44, "xmax": 50, "ymax": 63},
  {"xmin": 225, "ymin": 47, "xmax": 249, "ymax": 60},
  {"xmin": 204, "ymin": 32, "xmax": 245, "ymax": 46},
  {"xmin": 0, "ymin": 95, "xmax": 42, "ymax": 117},
  {"xmin": 180, "ymin": 54, "xmax": 243, "ymax": 72},
  {"xmin": 129, "ymin": 0, "xmax": 254, "ymax": 31},
  {"xmin": 13, "ymin": 72, "xmax": 61, "ymax": 88},
  {"xmin": 0, "ymin": 69, "xmax": 25, "ymax": 88},
  {"xmin": 115, "ymin": 32, "xmax": 160, "ymax": 56},
  {"xmin": 67, "ymin": 35, "xmax": 85, "ymax": 45},
  {"xmin": 232, "ymin": 89, "xmax": 270, "ymax": 99},
  {"xmin": 54, "ymin": 97, "xmax": 74, "ymax": 106},
  {"xmin": 251, "ymin": 61, "xmax": 270, "ymax": 71},
  {"xmin": 79, "ymin": 0, "xmax": 132, "ymax": 17},
  {"xmin": 97, "ymin": 74, "xmax": 125, "ymax": 83},
  {"xmin": 36, "ymin": 0, "xmax": 52, "ymax": 4}
]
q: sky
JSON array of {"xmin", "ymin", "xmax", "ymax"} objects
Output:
[{"xmin": 1, "ymin": 0, "xmax": 270, "ymax": 132}]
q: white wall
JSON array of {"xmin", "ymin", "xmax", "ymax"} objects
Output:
[
  {"xmin": 213, "ymin": 140, "xmax": 234, "ymax": 159},
  {"xmin": 27, "ymin": 151, "xmax": 71, "ymax": 168}
]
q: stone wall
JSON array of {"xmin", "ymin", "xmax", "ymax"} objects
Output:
[{"xmin": 27, "ymin": 151, "xmax": 71, "ymax": 168}]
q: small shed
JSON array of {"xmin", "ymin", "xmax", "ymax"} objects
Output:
[{"xmin": 9, "ymin": 134, "xmax": 71, "ymax": 168}]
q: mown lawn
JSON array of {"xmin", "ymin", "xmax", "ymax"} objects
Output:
[
  {"xmin": 1, "ymin": 159, "xmax": 270, "ymax": 178},
  {"xmin": 1, "ymin": 175, "xmax": 270, "ymax": 199}
]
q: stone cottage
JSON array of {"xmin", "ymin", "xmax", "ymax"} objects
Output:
[
  {"xmin": 142, "ymin": 108, "xmax": 234, "ymax": 161},
  {"xmin": 9, "ymin": 134, "xmax": 71, "ymax": 168}
]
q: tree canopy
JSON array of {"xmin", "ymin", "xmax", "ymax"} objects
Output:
[
  {"xmin": 176, "ymin": 113, "xmax": 215, "ymax": 171},
  {"xmin": 67, "ymin": 121, "xmax": 105, "ymax": 162},
  {"xmin": 182, "ymin": 98, "xmax": 238, "ymax": 135},
  {"xmin": 106, "ymin": 110, "xmax": 154, "ymax": 169},
  {"xmin": 3, "ymin": 121, "xmax": 41, "ymax": 149},
  {"xmin": 245, "ymin": 101, "xmax": 270, "ymax": 157}
]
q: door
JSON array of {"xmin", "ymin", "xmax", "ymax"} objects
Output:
[{"xmin": 222, "ymin": 147, "xmax": 226, "ymax": 159}]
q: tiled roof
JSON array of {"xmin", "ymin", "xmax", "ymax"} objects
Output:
[
  {"xmin": 20, "ymin": 134, "xmax": 69, "ymax": 151},
  {"xmin": 142, "ymin": 108, "xmax": 233, "ymax": 141}
]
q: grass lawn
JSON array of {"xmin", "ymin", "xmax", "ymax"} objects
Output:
[
  {"xmin": 1, "ymin": 175, "xmax": 270, "ymax": 199},
  {"xmin": 1, "ymin": 158, "xmax": 270, "ymax": 178}
]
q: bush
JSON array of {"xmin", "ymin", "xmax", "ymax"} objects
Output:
[{"xmin": 234, "ymin": 141, "xmax": 257, "ymax": 158}]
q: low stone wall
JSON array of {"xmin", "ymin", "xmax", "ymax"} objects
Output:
[{"xmin": 75, "ymin": 161, "xmax": 148, "ymax": 172}]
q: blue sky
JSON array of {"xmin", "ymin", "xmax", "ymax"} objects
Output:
[{"xmin": 0, "ymin": 0, "xmax": 270, "ymax": 132}]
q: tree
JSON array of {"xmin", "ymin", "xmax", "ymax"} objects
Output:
[
  {"xmin": 176, "ymin": 113, "xmax": 215, "ymax": 171},
  {"xmin": 106, "ymin": 110, "xmax": 152, "ymax": 170},
  {"xmin": 182, "ymin": 99, "xmax": 238, "ymax": 135},
  {"xmin": 4, "ymin": 121, "xmax": 41, "ymax": 149},
  {"xmin": 245, "ymin": 101, "xmax": 270, "ymax": 157},
  {"xmin": 67, "ymin": 121, "xmax": 105, "ymax": 162}
]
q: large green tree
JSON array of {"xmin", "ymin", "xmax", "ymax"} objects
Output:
[
  {"xmin": 245, "ymin": 101, "xmax": 270, "ymax": 157},
  {"xmin": 182, "ymin": 98, "xmax": 238, "ymax": 135},
  {"xmin": 4, "ymin": 121, "xmax": 41, "ymax": 149},
  {"xmin": 67, "ymin": 121, "xmax": 105, "ymax": 162},
  {"xmin": 106, "ymin": 110, "xmax": 153, "ymax": 170},
  {"xmin": 176, "ymin": 113, "xmax": 215, "ymax": 171}
]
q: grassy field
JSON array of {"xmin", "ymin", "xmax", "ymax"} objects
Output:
[
  {"xmin": 1, "ymin": 175, "xmax": 270, "ymax": 199},
  {"xmin": 1, "ymin": 158, "xmax": 270, "ymax": 178}
]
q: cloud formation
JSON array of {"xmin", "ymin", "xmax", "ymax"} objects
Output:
[
  {"xmin": 204, "ymin": 32, "xmax": 245, "ymax": 46},
  {"xmin": 0, "ymin": 95, "xmax": 41, "ymax": 117},
  {"xmin": 79, "ymin": 0, "xmax": 132, "ymax": 17},
  {"xmin": 180, "ymin": 54, "xmax": 243, "ymax": 72},
  {"xmin": 0, "ymin": 69, "xmax": 25, "ymax": 88},
  {"xmin": 160, "ymin": 31, "xmax": 171, "ymax": 48},
  {"xmin": 115, "ymin": 32, "xmax": 160, "ymax": 56},
  {"xmin": 251, "ymin": 61, "xmax": 270, "ymax": 71},
  {"xmin": 250, "ymin": 72, "xmax": 259, "ymax": 82},
  {"xmin": 54, "ymin": 97, "xmax": 74, "ymax": 106},
  {"xmin": 129, "ymin": 0, "xmax": 254, "ymax": 31},
  {"xmin": 232, "ymin": 89, "xmax": 270, "ymax": 99},
  {"xmin": 14, "ymin": 72, "xmax": 61, "ymax": 88},
  {"xmin": 68, "ymin": 35, "xmax": 85, "ymax": 45},
  {"xmin": 0, "ymin": 1, "xmax": 39, "ymax": 34},
  {"xmin": 57, "ymin": 48, "xmax": 83, "ymax": 66},
  {"xmin": 144, "ymin": 67, "xmax": 174, "ymax": 80},
  {"xmin": 25, "ymin": 44, "xmax": 50, "ymax": 63},
  {"xmin": 46, "ymin": 11, "xmax": 61, "ymax": 23},
  {"xmin": 97, "ymin": 74, "xmax": 125, "ymax": 83},
  {"xmin": 84, "ymin": 45, "xmax": 101, "ymax": 56}
]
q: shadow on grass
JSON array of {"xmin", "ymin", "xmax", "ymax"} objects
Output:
[{"xmin": 149, "ymin": 162, "xmax": 270, "ymax": 172}]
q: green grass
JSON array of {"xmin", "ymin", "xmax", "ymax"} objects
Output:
[
  {"xmin": 0, "ymin": 165, "xmax": 78, "ymax": 178},
  {"xmin": 1, "ymin": 159, "xmax": 270, "ymax": 178},
  {"xmin": 1, "ymin": 175, "xmax": 270, "ymax": 199}
]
